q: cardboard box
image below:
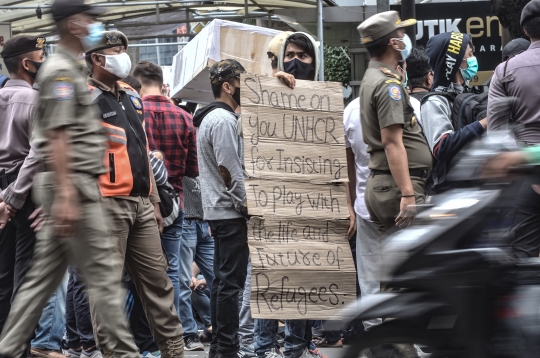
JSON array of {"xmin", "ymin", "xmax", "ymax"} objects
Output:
[{"xmin": 170, "ymin": 19, "xmax": 281, "ymax": 104}]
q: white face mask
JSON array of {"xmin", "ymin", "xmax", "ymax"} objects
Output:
[{"xmin": 98, "ymin": 52, "xmax": 131, "ymax": 79}]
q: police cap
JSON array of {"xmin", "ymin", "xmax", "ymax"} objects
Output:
[
  {"xmin": 357, "ymin": 11, "xmax": 416, "ymax": 45},
  {"xmin": 0, "ymin": 36, "xmax": 46, "ymax": 59},
  {"xmin": 85, "ymin": 30, "xmax": 129, "ymax": 54},
  {"xmin": 521, "ymin": 0, "xmax": 540, "ymax": 26}
]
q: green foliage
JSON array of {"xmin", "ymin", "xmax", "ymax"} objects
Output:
[{"xmin": 323, "ymin": 45, "xmax": 351, "ymax": 86}]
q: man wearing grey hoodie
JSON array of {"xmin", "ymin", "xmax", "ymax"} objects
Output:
[{"xmin": 192, "ymin": 59, "xmax": 249, "ymax": 358}]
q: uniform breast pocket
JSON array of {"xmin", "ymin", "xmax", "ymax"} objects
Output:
[{"xmin": 403, "ymin": 103, "xmax": 419, "ymax": 131}]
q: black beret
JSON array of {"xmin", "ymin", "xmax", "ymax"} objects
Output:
[
  {"xmin": 51, "ymin": 0, "xmax": 106, "ymax": 22},
  {"xmin": 521, "ymin": 0, "xmax": 540, "ymax": 26},
  {"xmin": 502, "ymin": 38, "xmax": 530, "ymax": 61},
  {"xmin": 0, "ymin": 36, "xmax": 46, "ymax": 59}
]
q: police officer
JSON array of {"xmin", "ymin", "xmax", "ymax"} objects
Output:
[
  {"xmin": 488, "ymin": 0, "xmax": 540, "ymax": 258},
  {"xmin": 0, "ymin": 1, "xmax": 141, "ymax": 358},
  {"xmin": 358, "ymin": 11, "xmax": 432, "ymax": 237},
  {"xmin": 0, "ymin": 35, "xmax": 45, "ymax": 336},
  {"xmin": 84, "ymin": 30, "xmax": 184, "ymax": 356}
]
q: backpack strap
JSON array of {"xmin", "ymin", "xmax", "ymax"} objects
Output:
[{"xmin": 456, "ymin": 94, "xmax": 479, "ymax": 131}]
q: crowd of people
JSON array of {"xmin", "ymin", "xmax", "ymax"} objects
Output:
[{"xmin": 2, "ymin": 0, "xmax": 540, "ymax": 357}]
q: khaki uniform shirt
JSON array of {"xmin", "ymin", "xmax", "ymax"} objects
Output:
[
  {"xmin": 0, "ymin": 80, "xmax": 41, "ymax": 209},
  {"xmin": 33, "ymin": 45, "xmax": 106, "ymax": 176},
  {"xmin": 360, "ymin": 61, "xmax": 432, "ymax": 171}
]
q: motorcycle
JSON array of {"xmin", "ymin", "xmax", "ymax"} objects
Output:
[{"xmin": 329, "ymin": 136, "xmax": 540, "ymax": 358}]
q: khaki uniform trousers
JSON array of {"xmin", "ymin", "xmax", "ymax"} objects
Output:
[
  {"xmin": 93, "ymin": 196, "xmax": 183, "ymax": 348},
  {"xmin": 0, "ymin": 173, "xmax": 139, "ymax": 358},
  {"xmin": 365, "ymin": 173, "xmax": 427, "ymax": 237}
]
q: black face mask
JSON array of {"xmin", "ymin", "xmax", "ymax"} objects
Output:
[
  {"xmin": 232, "ymin": 85, "xmax": 241, "ymax": 107},
  {"xmin": 25, "ymin": 59, "xmax": 43, "ymax": 79},
  {"xmin": 284, "ymin": 58, "xmax": 312, "ymax": 80}
]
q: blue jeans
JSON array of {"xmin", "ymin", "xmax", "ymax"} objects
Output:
[
  {"xmin": 191, "ymin": 274, "xmax": 211, "ymax": 327},
  {"xmin": 161, "ymin": 212, "xmax": 184, "ymax": 313},
  {"xmin": 31, "ymin": 274, "xmax": 68, "ymax": 350},
  {"xmin": 254, "ymin": 320, "xmax": 311, "ymax": 358},
  {"xmin": 254, "ymin": 319, "xmax": 279, "ymax": 357},
  {"xmin": 179, "ymin": 219, "xmax": 215, "ymax": 337}
]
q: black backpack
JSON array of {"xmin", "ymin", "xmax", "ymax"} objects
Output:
[{"xmin": 420, "ymin": 91, "xmax": 488, "ymax": 131}]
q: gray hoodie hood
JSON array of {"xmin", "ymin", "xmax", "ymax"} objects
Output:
[{"xmin": 277, "ymin": 32, "xmax": 321, "ymax": 82}]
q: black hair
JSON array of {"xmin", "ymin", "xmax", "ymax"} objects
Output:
[
  {"xmin": 406, "ymin": 47, "xmax": 431, "ymax": 88},
  {"xmin": 271, "ymin": 58, "xmax": 278, "ymax": 70},
  {"xmin": 283, "ymin": 33, "xmax": 316, "ymax": 80},
  {"xmin": 523, "ymin": 17, "xmax": 540, "ymax": 39},
  {"xmin": 132, "ymin": 60, "xmax": 164, "ymax": 88},
  {"xmin": 211, "ymin": 77, "xmax": 238, "ymax": 99},
  {"xmin": 3, "ymin": 53, "xmax": 26, "ymax": 74},
  {"xmin": 365, "ymin": 30, "xmax": 400, "ymax": 59},
  {"xmin": 122, "ymin": 75, "xmax": 142, "ymax": 93},
  {"xmin": 84, "ymin": 50, "xmax": 104, "ymax": 74}
]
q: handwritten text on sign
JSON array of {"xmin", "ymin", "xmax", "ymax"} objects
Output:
[{"xmin": 241, "ymin": 75, "xmax": 355, "ymax": 319}]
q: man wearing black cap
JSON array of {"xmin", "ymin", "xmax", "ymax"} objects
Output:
[
  {"xmin": 0, "ymin": 34, "xmax": 46, "ymax": 339},
  {"xmin": 192, "ymin": 59, "xmax": 249, "ymax": 358},
  {"xmin": 0, "ymin": 1, "xmax": 141, "ymax": 358},
  {"xmin": 358, "ymin": 11, "xmax": 432, "ymax": 236},
  {"xmin": 488, "ymin": 0, "xmax": 540, "ymax": 258},
  {"xmin": 84, "ymin": 30, "xmax": 185, "ymax": 357}
]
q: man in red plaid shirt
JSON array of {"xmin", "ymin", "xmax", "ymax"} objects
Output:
[{"xmin": 133, "ymin": 62, "xmax": 199, "ymax": 348}]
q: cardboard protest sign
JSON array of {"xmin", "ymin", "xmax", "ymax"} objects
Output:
[{"xmin": 241, "ymin": 74, "xmax": 356, "ymax": 319}]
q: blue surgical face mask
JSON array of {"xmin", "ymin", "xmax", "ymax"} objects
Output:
[
  {"xmin": 460, "ymin": 56, "xmax": 479, "ymax": 82},
  {"xmin": 398, "ymin": 66, "xmax": 408, "ymax": 87},
  {"xmin": 75, "ymin": 22, "xmax": 105, "ymax": 52},
  {"xmin": 403, "ymin": 72, "xmax": 409, "ymax": 88},
  {"xmin": 394, "ymin": 34, "xmax": 412, "ymax": 61}
]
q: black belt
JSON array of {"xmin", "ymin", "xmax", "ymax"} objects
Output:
[
  {"xmin": 371, "ymin": 169, "xmax": 429, "ymax": 179},
  {"xmin": 0, "ymin": 172, "xmax": 18, "ymax": 190}
]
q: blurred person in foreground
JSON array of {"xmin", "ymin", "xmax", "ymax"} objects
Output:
[
  {"xmin": 133, "ymin": 60, "xmax": 205, "ymax": 352},
  {"xmin": 487, "ymin": 0, "xmax": 540, "ymax": 258},
  {"xmin": 0, "ymin": 0, "xmax": 142, "ymax": 357},
  {"xmin": 85, "ymin": 31, "xmax": 184, "ymax": 357},
  {"xmin": 0, "ymin": 36, "xmax": 69, "ymax": 358}
]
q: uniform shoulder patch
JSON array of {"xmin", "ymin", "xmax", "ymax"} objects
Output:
[
  {"xmin": 52, "ymin": 82, "xmax": 75, "ymax": 100},
  {"xmin": 130, "ymin": 95, "xmax": 143, "ymax": 110},
  {"xmin": 388, "ymin": 85, "xmax": 402, "ymax": 101},
  {"xmin": 385, "ymin": 79, "xmax": 401, "ymax": 84}
]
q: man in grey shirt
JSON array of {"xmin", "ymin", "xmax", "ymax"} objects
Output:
[
  {"xmin": 192, "ymin": 59, "xmax": 249, "ymax": 358},
  {"xmin": 487, "ymin": 0, "xmax": 540, "ymax": 258},
  {"xmin": 0, "ymin": 36, "xmax": 45, "ymax": 334}
]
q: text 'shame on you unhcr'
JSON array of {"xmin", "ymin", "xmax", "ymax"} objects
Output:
[{"xmin": 243, "ymin": 75, "xmax": 346, "ymax": 181}]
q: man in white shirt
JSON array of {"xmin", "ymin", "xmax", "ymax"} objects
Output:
[{"xmin": 344, "ymin": 98, "xmax": 382, "ymax": 329}]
